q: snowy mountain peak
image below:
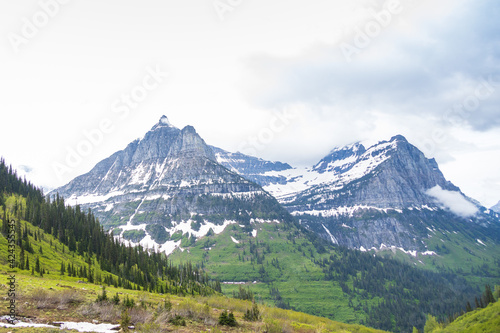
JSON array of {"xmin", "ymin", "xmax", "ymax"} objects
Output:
[
  {"xmin": 151, "ymin": 115, "xmax": 176, "ymax": 130},
  {"xmin": 390, "ymin": 134, "xmax": 408, "ymax": 143},
  {"xmin": 328, "ymin": 142, "xmax": 365, "ymax": 154},
  {"xmin": 313, "ymin": 142, "xmax": 366, "ymax": 173}
]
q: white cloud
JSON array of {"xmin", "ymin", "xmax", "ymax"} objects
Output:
[{"xmin": 426, "ymin": 185, "xmax": 478, "ymax": 217}]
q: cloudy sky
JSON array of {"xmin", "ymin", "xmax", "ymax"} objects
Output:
[{"xmin": 0, "ymin": 0, "xmax": 499, "ymax": 207}]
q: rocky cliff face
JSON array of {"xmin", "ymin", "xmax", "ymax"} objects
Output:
[{"xmin": 54, "ymin": 116, "xmax": 290, "ymax": 253}]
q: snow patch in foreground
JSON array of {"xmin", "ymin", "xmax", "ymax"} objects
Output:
[{"xmin": 0, "ymin": 319, "xmax": 119, "ymax": 333}]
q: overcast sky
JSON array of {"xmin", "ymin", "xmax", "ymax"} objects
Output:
[{"xmin": 1, "ymin": 0, "xmax": 499, "ymax": 207}]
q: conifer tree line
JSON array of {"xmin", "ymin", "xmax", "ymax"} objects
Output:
[
  {"xmin": 317, "ymin": 246, "xmax": 480, "ymax": 332},
  {"xmin": 0, "ymin": 158, "xmax": 221, "ymax": 295}
]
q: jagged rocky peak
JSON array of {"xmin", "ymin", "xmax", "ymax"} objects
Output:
[{"xmin": 151, "ymin": 115, "xmax": 176, "ymax": 131}]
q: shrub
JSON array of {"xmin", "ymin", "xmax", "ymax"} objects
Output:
[
  {"xmin": 135, "ymin": 322, "xmax": 163, "ymax": 332},
  {"xmin": 168, "ymin": 315, "xmax": 186, "ymax": 326},
  {"xmin": 244, "ymin": 302, "xmax": 260, "ymax": 321},
  {"xmin": 123, "ymin": 295, "xmax": 135, "ymax": 308},
  {"xmin": 129, "ymin": 306, "xmax": 152, "ymax": 325},
  {"xmin": 112, "ymin": 293, "xmax": 120, "ymax": 305},
  {"xmin": 78, "ymin": 302, "xmax": 120, "ymax": 322},
  {"xmin": 29, "ymin": 288, "xmax": 83, "ymax": 310},
  {"xmin": 219, "ymin": 310, "xmax": 237, "ymax": 327},
  {"xmin": 96, "ymin": 286, "xmax": 108, "ymax": 303}
]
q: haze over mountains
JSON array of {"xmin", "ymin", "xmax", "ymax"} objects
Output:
[{"xmin": 54, "ymin": 115, "xmax": 500, "ymax": 256}]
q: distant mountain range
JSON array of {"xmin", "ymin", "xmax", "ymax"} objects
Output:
[{"xmin": 54, "ymin": 115, "xmax": 500, "ymax": 255}]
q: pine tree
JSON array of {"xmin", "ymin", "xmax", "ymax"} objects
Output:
[
  {"xmin": 483, "ymin": 284, "xmax": 495, "ymax": 306},
  {"xmin": 466, "ymin": 301, "xmax": 472, "ymax": 312},
  {"xmin": 112, "ymin": 293, "xmax": 120, "ymax": 305},
  {"xmin": 60, "ymin": 262, "xmax": 65, "ymax": 275},
  {"xmin": 96, "ymin": 286, "xmax": 108, "ymax": 302},
  {"xmin": 35, "ymin": 256, "xmax": 40, "ymax": 273},
  {"xmin": 227, "ymin": 312, "xmax": 237, "ymax": 326},
  {"xmin": 1, "ymin": 205, "xmax": 8, "ymax": 235},
  {"xmin": 19, "ymin": 246, "xmax": 25, "ymax": 270}
]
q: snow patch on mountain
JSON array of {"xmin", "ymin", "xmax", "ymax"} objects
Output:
[
  {"xmin": 66, "ymin": 191, "xmax": 125, "ymax": 206},
  {"xmin": 113, "ymin": 219, "xmax": 279, "ymax": 255}
]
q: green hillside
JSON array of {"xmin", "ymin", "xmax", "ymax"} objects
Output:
[
  {"xmin": 170, "ymin": 219, "xmax": 483, "ymax": 332},
  {"xmin": 424, "ymin": 296, "xmax": 500, "ymax": 333},
  {"xmin": 372, "ymin": 212, "xmax": 500, "ymax": 289}
]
